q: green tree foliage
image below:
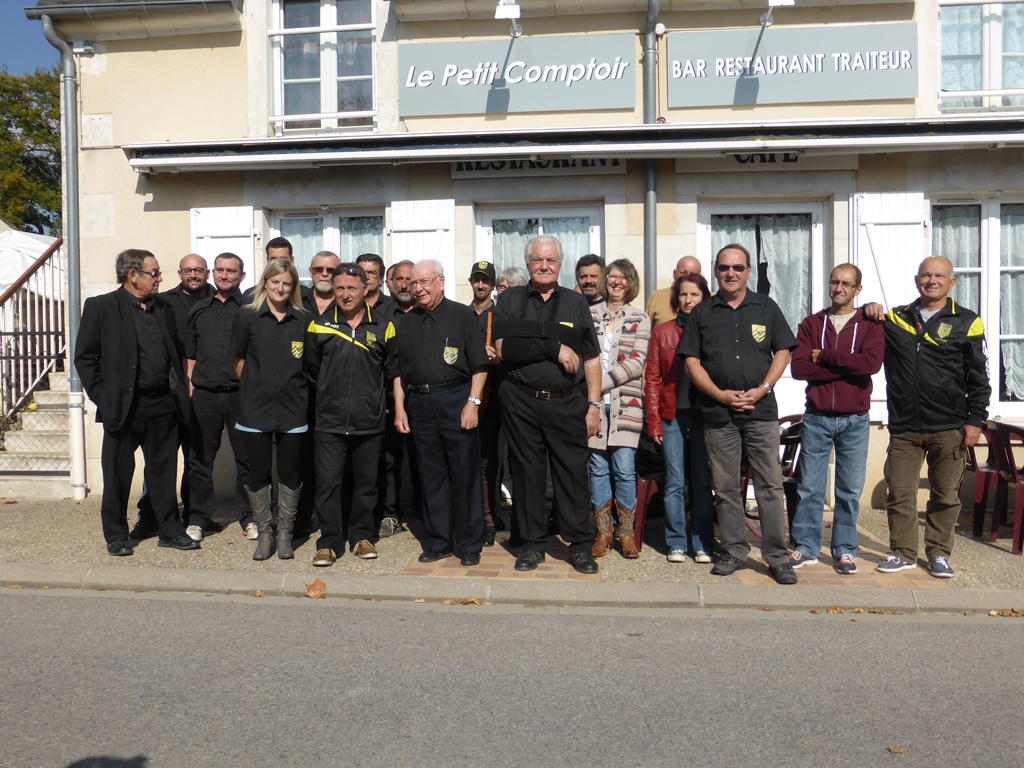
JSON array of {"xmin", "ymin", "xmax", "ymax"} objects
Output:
[{"xmin": 0, "ymin": 67, "xmax": 61, "ymax": 234}]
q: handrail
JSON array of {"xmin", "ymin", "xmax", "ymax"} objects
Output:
[{"xmin": 0, "ymin": 237, "xmax": 64, "ymax": 306}]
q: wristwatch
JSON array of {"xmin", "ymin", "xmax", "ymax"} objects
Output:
[
  {"xmin": 467, "ymin": 397, "xmax": 482, "ymax": 406},
  {"xmin": 588, "ymin": 401, "xmax": 601, "ymax": 408},
  {"xmin": 761, "ymin": 382, "xmax": 772, "ymax": 393}
]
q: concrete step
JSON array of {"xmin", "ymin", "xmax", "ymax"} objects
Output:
[
  {"xmin": 0, "ymin": 475, "xmax": 72, "ymax": 498},
  {"xmin": 0, "ymin": 452, "xmax": 71, "ymax": 473},
  {"xmin": 3, "ymin": 430, "xmax": 69, "ymax": 453},
  {"xmin": 17, "ymin": 410, "xmax": 68, "ymax": 431},
  {"xmin": 48, "ymin": 371, "xmax": 69, "ymax": 391},
  {"xmin": 33, "ymin": 391, "xmax": 69, "ymax": 407}
]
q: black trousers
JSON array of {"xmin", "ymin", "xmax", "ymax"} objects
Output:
[
  {"xmin": 100, "ymin": 392, "xmax": 184, "ymax": 544},
  {"xmin": 315, "ymin": 431, "xmax": 382, "ymax": 552},
  {"xmin": 187, "ymin": 388, "xmax": 251, "ymax": 529},
  {"xmin": 478, "ymin": 394, "xmax": 503, "ymax": 529},
  {"xmin": 136, "ymin": 420, "xmax": 189, "ymax": 525},
  {"xmin": 242, "ymin": 431, "xmax": 304, "ymax": 489},
  {"xmin": 377, "ymin": 413, "xmax": 423, "ymax": 524},
  {"xmin": 498, "ymin": 380, "xmax": 593, "ymax": 554},
  {"xmin": 407, "ymin": 384, "xmax": 483, "ymax": 554}
]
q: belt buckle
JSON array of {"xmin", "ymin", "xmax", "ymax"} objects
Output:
[{"xmin": 536, "ymin": 389, "xmax": 552, "ymax": 400}]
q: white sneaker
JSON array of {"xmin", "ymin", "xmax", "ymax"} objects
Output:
[
  {"xmin": 667, "ymin": 549, "xmax": 688, "ymax": 563},
  {"xmin": 185, "ymin": 525, "xmax": 203, "ymax": 542},
  {"xmin": 694, "ymin": 550, "xmax": 712, "ymax": 564},
  {"xmin": 244, "ymin": 522, "xmax": 259, "ymax": 540}
]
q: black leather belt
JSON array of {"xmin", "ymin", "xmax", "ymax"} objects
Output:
[
  {"xmin": 196, "ymin": 385, "xmax": 239, "ymax": 394},
  {"xmin": 513, "ymin": 382, "xmax": 580, "ymax": 400},
  {"xmin": 406, "ymin": 381, "xmax": 465, "ymax": 394}
]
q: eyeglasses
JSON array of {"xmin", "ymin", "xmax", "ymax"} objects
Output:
[
  {"xmin": 310, "ymin": 266, "xmax": 335, "ymax": 275},
  {"xmin": 410, "ymin": 275, "xmax": 440, "ymax": 289},
  {"xmin": 716, "ymin": 264, "xmax": 747, "ymax": 273},
  {"xmin": 136, "ymin": 269, "xmax": 162, "ymax": 279},
  {"xmin": 828, "ymin": 279, "xmax": 859, "ymax": 289},
  {"xmin": 180, "ymin": 268, "xmax": 207, "ymax": 276}
]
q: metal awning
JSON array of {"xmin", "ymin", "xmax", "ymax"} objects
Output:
[{"xmin": 124, "ymin": 115, "xmax": 1024, "ymax": 174}]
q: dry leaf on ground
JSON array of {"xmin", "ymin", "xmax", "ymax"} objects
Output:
[
  {"xmin": 8, "ymin": 585, "xmax": 23, "ymax": 589},
  {"xmin": 304, "ymin": 578, "xmax": 327, "ymax": 599},
  {"xmin": 413, "ymin": 597, "xmax": 426, "ymax": 603},
  {"xmin": 442, "ymin": 599, "xmax": 458, "ymax": 605},
  {"xmin": 989, "ymin": 607, "xmax": 1023, "ymax": 617},
  {"xmin": 887, "ymin": 745, "xmax": 905, "ymax": 754},
  {"xmin": 254, "ymin": 590, "xmax": 266, "ymax": 598},
  {"xmin": 809, "ymin": 608, "xmax": 822, "ymax": 614},
  {"xmin": 826, "ymin": 605, "xmax": 846, "ymax": 614},
  {"xmin": 869, "ymin": 609, "xmax": 896, "ymax": 615}
]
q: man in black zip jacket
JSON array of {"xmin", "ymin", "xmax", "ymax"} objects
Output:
[
  {"xmin": 304, "ymin": 263, "xmax": 396, "ymax": 566},
  {"xmin": 865, "ymin": 256, "xmax": 990, "ymax": 579}
]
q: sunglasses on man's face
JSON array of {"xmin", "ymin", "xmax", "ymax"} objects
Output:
[{"xmin": 716, "ymin": 264, "xmax": 747, "ymax": 273}]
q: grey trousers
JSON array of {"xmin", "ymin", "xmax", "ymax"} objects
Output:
[{"xmin": 704, "ymin": 419, "xmax": 789, "ymax": 567}]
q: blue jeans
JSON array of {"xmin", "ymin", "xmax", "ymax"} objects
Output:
[
  {"xmin": 662, "ymin": 410, "xmax": 715, "ymax": 554},
  {"xmin": 589, "ymin": 445, "xmax": 637, "ymax": 511},
  {"xmin": 790, "ymin": 411, "xmax": 870, "ymax": 559}
]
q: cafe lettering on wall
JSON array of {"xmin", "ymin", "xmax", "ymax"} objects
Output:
[
  {"xmin": 675, "ymin": 154, "xmax": 860, "ymax": 173},
  {"xmin": 667, "ymin": 22, "xmax": 918, "ymax": 108}
]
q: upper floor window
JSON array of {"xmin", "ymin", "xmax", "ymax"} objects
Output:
[
  {"xmin": 269, "ymin": 0, "xmax": 376, "ymax": 134},
  {"xmin": 940, "ymin": 2, "xmax": 1024, "ymax": 111}
]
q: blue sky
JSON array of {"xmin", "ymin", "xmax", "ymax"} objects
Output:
[{"xmin": 0, "ymin": 5, "xmax": 60, "ymax": 74}]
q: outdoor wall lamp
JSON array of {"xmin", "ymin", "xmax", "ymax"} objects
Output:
[
  {"xmin": 495, "ymin": 0, "xmax": 523, "ymax": 39},
  {"xmin": 761, "ymin": 0, "xmax": 794, "ymax": 27}
]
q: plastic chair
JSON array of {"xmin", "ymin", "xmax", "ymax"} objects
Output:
[
  {"xmin": 967, "ymin": 427, "xmax": 1001, "ymax": 539},
  {"xmin": 988, "ymin": 422, "xmax": 1024, "ymax": 556},
  {"xmin": 742, "ymin": 414, "xmax": 803, "ymax": 539}
]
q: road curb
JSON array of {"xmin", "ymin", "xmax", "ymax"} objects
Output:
[{"xmin": 2, "ymin": 561, "xmax": 1023, "ymax": 614}]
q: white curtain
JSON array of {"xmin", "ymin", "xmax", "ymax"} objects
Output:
[
  {"xmin": 492, "ymin": 218, "xmax": 539, "ymax": 281},
  {"xmin": 279, "ymin": 217, "xmax": 324, "ymax": 279},
  {"xmin": 940, "ymin": 6, "xmax": 982, "ymax": 109},
  {"xmin": 711, "ymin": 213, "xmax": 809, "ymax": 333},
  {"xmin": 932, "ymin": 204, "xmax": 981, "ymax": 310},
  {"xmin": 1001, "ymin": 204, "xmax": 1024, "ymax": 400},
  {"xmin": 491, "ymin": 216, "xmax": 590, "ymax": 288},
  {"xmin": 1004, "ymin": 5, "xmax": 1024, "ymax": 106},
  {"xmin": 339, "ymin": 215, "xmax": 384, "ymax": 262}
]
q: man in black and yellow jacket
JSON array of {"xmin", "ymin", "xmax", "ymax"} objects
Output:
[
  {"xmin": 304, "ymin": 263, "xmax": 396, "ymax": 567},
  {"xmin": 866, "ymin": 256, "xmax": 990, "ymax": 579}
]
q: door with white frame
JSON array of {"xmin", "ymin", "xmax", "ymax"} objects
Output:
[
  {"xmin": 274, "ymin": 210, "xmax": 385, "ymax": 282},
  {"xmin": 478, "ymin": 205, "xmax": 603, "ymax": 289},
  {"xmin": 697, "ymin": 202, "xmax": 827, "ymax": 418}
]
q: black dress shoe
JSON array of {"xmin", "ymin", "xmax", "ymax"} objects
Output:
[
  {"xmin": 569, "ymin": 551, "xmax": 599, "ymax": 574},
  {"xmin": 158, "ymin": 535, "xmax": 201, "ymax": 551},
  {"xmin": 514, "ymin": 550, "xmax": 546, "ymax": 571},
  {"xmin": 418, "ymin": 549, "xmax": 453, "ymax": 563},
  {"xmin": 128, "ymin": 521, "xmax": 158, "ymax": 540},
  {"xmin": 202, "ymin": 520, "xmax": 225, "ymax": 534},
  {"xmin": 460, "ymin": 552, "xmax": 481, "ymax": 567},
  {"xmin": 483, "ymin": 525, "xmax": 496, "ymax": 547},
  {"xmin": 106, "ymin": 540, "xmax": 133, "ymax": 557}
]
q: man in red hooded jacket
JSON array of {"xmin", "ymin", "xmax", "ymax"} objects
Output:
[{"xmin": 789, "ymin": 263, "xmax": 884, "ymax": 575}]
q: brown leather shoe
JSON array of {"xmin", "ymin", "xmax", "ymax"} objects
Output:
[
  {"xmin": 616, "ymin": 500, "xmax": 639, "ymax": 559},
  {"xmin": 352, "ymin": 540, "xmax": 378, "ymax": 560},
  {"xmin": 312, "ymin": 548, "xmax": 336, "ymax": 567},
  {"xmin": 591, "ymin": 500, "xmax": 614, "ymax": 557}
]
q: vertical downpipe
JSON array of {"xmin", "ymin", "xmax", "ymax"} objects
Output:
[
  {"xmin": 643, "ymin": 1, "xmax": 660, "ymax": 303},
  {"xmin": 41, "ymin": 16, "xmax": 86, "ymax": 501}
]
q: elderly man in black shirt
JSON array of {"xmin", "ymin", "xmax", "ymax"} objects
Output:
[
  {"xmin": 393, "ymin": 259, "xmax": 489, "ymax": 566},
  {"xmin": 184, "ymin": 252, "xmax": 252, "ymax": 541},
  {"xmin": 493, "ymin": 235, "xmax": 602, "ymax": 574},
  {"xmin": 678, "ymin": 243, "xmax": 798, "ymax": 585}
]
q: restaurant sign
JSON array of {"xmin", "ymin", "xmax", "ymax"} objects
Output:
[
  {"xmin": 399, "ymin": 34, "xmax": 636, "ymax": 117},
  {"xmin": 667, "ymin": 23, "xmax": 918, "ymax": 108}
]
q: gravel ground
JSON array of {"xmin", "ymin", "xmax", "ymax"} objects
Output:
[{"xmin": 1, "ymin": 494, "xmax": 1020, "ymax": 588}]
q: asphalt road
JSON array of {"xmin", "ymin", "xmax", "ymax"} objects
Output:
[{"xmin": 2, "ymin": 590, "xmax": 1022, "ymax": 768}]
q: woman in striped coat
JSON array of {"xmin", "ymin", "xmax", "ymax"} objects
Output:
[{"xmin": 588, "ymin": 258, "xmax": 651, "ymax": 558}]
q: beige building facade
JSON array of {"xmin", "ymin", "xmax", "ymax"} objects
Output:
[{"xmin": 26, "ymin": 0, "xmax": 1024, "ymax": 504}]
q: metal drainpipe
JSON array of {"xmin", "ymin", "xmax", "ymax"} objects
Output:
[
  {"xmin": 40, "ymin": 15, "xmax": 87, "ymax": 501},
  {"xmin": 643, "ymin": 0, "xmax": 660, "ymax": 303}
]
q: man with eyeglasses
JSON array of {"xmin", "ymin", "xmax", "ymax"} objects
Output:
[
  {"xmin": 788, "ymin": 264, "xmax": 884, "ymax": 576},
  {"xmin": 863, "ymin": 256, "xmax": 990, "ymax": 580},
  {"xmin": 305, "ymin": 251, "xmax": 341, "ymax": 318},
  {"xmin": 493, "ymin": 235, "xmax": 603, "ymax": 575},
  {"xmin": 679, "ymin": 243, "xmax": 798, "ymax": 584},
  {"xmin": 76, "ymin": 249, "xmax": 199, "ymax": 556},
  {"xmin": 392, "ymin": 259, "xmax": 489, "ymax": 566},
  {"xmin": 356, "ymin": 253, "xmax": 392, "ymax": 312},
  {"xmin": 131, "ymin": 253, "xmax": 211, "ymax": 538},
  {"xmin": 182, "ymin": 253, "xmax": 255, "ymax": 542}
]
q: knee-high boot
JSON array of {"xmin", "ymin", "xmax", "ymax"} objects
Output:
[
  {"xmin": 276, "ymin": 483, "xmax": 302, "ymax": 560},
  {"xmin": 247, "ymin": 485, "xmax": 273, "ymax": 561},
  {"xmin": 616, "ymin": 500, "xmax": 639, "ymax": 559},
  {"xmin": 592, "ymin": 500, "xmax": 614, "ymax": 558}
]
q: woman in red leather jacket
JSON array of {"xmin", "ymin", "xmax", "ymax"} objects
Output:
[{"xmin": 643, "ymin": 272, "xmax": 715, "ymax": 563}]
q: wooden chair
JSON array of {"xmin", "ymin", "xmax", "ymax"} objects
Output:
[
  {"xmin": 742, "ymin": 414, "xmax": 803, "ymax": 539},
  {"xmin": 988, "ymin": 422, "xmax": 1024, "ymax": 555},
  {"xmin": 967, "ymin": 426, "xmax": 1001, "ymax": 539}
]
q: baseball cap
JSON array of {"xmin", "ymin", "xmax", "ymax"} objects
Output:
[{"xmin": 469, "ymin": 261, "xmax": 496, "ymax": 281}]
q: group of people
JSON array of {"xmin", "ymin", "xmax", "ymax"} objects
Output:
[{"xmin": 76, "ymin": 232, "xmax": 989, "ymax": 583}]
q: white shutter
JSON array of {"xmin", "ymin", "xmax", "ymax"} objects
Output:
[
  {"xmin": 851, "ymin": 192, "xmax": 928, "ymax": 421},
  {"xmin": 390, "ymin": 199, "xmax": 456, "ymax": 298},
  {"xmin": 191, "ymin": 207, "xmax": 256, "ymax": 291}
]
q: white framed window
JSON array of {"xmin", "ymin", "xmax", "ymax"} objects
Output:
[
  {"xmin": 477, "ymin": 205, "xmax": 603, "ymax": 289},
  {"xmin": 697, "ymin": 203, "xmax": 827, "ymax": 334},
  {"xmin": 269, "ymin": 0, "xmax": 376, "ymax": 134},
  {"xmin": 274, "ymin": 211, "xmax": 385, "ymax": 279},
  {"xmin": 931, "ymin": 198, "xmax": 1024, "ymax": 414},
  {"xmin": 939, "ymin": 1, "xmax": 1024, "ymax": 111}
]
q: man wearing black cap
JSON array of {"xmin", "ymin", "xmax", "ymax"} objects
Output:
[{"xmin": 468, "ymin": 261, "xmax": 502, "ymax": 546}]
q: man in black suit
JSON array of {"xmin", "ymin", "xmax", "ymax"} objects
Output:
[{"xmin": 75, "ymin": 249, "xmax": 201, "ymax": 556}]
